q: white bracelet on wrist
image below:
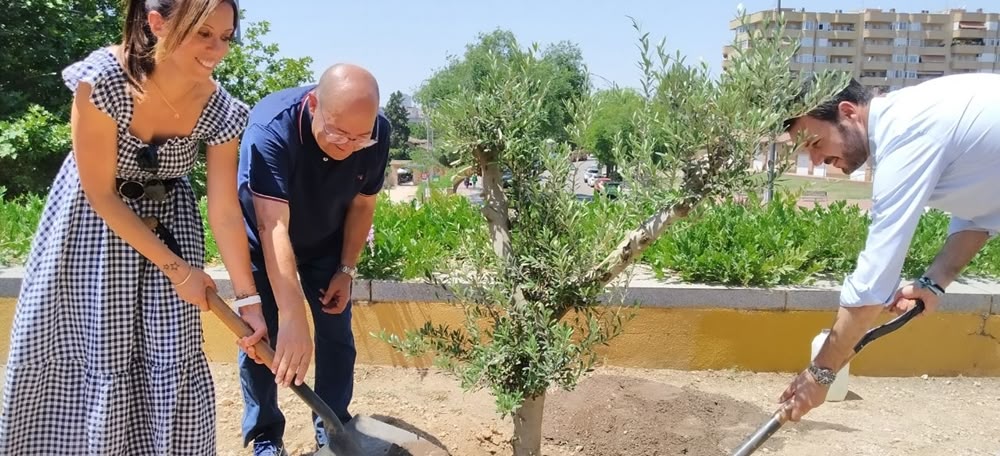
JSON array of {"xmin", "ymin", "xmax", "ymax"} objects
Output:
[{"xmin": 232, "ymin": 294, "xmax": 262, "ymax": 311}]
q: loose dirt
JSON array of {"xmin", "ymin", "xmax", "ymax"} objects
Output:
[
  {"xmin": 543, "ymin": 375, "xmax": 764, "ymax": 455},
  {"xmin": 209, "ymin": 363, "xmax": 1000, "ymax": 456}
]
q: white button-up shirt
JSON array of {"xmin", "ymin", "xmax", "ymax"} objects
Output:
[{"xmin": 841, "ymin": 73, "xmax": 1000, "ymax": 307}]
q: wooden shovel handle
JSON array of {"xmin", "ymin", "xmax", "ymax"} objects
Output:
[
  {"xmin": 206, "ymin": 289, "xmax": 275, "ymax": 367},
  {"xmin": 204, "ymin": 288, "xmax": 355, "ymax": 446}
]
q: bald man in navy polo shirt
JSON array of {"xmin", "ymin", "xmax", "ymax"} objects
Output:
[{"xmin": 234, "ymin": 63, "xmax": 390, "ymax": 455}]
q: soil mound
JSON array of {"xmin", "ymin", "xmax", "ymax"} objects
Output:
[{"xmin": 544, "ymin": 374, "xmax": 775, "ymax": 455}]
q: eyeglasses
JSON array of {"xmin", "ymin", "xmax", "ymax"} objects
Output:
[
  {"xmin": 315, "ymin": 103, "xmax": 379, "ymax": 149},
  {"xmin": 119, "ymin": 145, "xmax": 168, "ymax": 201}
]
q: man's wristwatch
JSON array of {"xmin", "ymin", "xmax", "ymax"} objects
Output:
[
  {"xmin": 916, "ymin": 276, "xmax": 945, "ymax": 296},
  {"xmin": 339, "ymin": 264, "xmax": 357, "ymax": 279},
  {"xmin": 807, "ymin": 363, "xmax": 837, "ymax": 385}
]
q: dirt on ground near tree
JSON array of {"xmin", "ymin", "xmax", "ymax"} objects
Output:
[
  {"xmin": 211, "ymin": 363, "xmax": 1000, "ymax": 456},
  {"xmin": 543, "ymin": 374, "xmax": 765, "ymax": 456}
]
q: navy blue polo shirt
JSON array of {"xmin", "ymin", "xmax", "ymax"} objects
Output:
[{"xmin": 236, "ymin": 84, "xmax": 391, "ymax": 267}]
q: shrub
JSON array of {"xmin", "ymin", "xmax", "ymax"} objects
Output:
[
  {"xmin": 643, "ymin": 192, "xmax": 824, "ymax": 287},
  {"xmin": 0, "ymin": 188, "xmax": 46, "ymax": 266},
  {"xmin": 4, "ymin": 188, "xmax": 1000, "ymax": 287},
  {"xmin": 0, "ymin": 105, "xmax": 72, "ymax": 197},
  {"xmin": 358, "ymin": 190, "xmax": 486, "ymax": 280}
]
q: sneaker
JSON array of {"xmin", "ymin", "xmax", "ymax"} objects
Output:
[{"xmin": 252, "ymin": 440, "xmax": 289, "ymax": 456}]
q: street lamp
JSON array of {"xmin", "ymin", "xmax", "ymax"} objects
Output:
[{"xmin": 764, "ymin": 0, "xmax": 782, "ymax": 204}]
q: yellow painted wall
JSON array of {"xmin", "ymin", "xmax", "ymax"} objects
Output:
[{"xmin": 2, "ymin": 298, "xmax": 998, "ymax": 376}]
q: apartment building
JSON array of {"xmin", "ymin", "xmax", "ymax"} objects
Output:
[
  {"xmin": 725, "ymin": 7, "xmax": 1000, "ymax": 92},
  {"xmin": 727, "ymin": 7, "xmax": 1000, "ymax": 182}
]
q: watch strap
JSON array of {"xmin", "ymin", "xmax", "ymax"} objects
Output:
[
  {"xmin": 808, "ymin": 363, "xmax": 837, "ymax": 385},
  {"xmin": 917, "ymin": 276, "xmax": 945, "ymax": 296},
  {"xmin": 339, "ymin": 264, "xmax": 357, "ymax": 279}
]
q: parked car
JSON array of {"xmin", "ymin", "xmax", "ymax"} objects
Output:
[
  {"xmin": 600, "ymin": 181, "xmax": 630, "ymax": 200},
  {"xmin": 397, "ymin": 167, "xmax": 413, "ymax": 184},
  {"xmin": 592, "ymin": 177, "xmax": 611, "ymax": 192},
  {"xmin": 584, "ymin": 167, "xmax": 601, "ymax": 186}
]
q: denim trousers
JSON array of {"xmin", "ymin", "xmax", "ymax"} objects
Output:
[{"xmin": 238, "ymin": 263, "xmax": 356, "ymax": 447}]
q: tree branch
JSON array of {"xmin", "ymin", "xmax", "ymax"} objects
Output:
[
  {"xmin": 478, "ymin": 149, "xmax": 513, "ymax": 261},
  {"xmin": 585, "ymin": 201, "xmax": 693, "ymax": 288}
]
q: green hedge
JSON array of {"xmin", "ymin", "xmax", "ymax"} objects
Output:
[
  {"xmin": 641, "ymin": 192, "xmax": 1000, "ymax": 286},
  {"xmin": 3, "ymin": 189, "xmax": 999, "ymax": 287}
]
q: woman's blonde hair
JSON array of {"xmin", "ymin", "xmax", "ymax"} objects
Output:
[{"xmin": 121, "ymin": 0, "xmax": 239, "ymax": 93}]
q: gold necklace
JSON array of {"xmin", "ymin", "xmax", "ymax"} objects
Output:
[{"xmin": 147, "ymin": 78, "xmax": 182, "ymax": 119}]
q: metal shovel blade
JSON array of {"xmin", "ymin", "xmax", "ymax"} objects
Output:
[
  {"xmin": 206, "ymin": 291, "xmax": 448, "ymax": 455},
  {"xmin": 313, "ymin": 414, "xmax": 449, "ymax": 456}
]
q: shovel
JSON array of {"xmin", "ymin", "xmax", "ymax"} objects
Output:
[
  {"xmin": 207, "ymin": 289, "xmax": 449, "ymax": 456},
  {"xmin": 730, "ymin": 300, "xmax": 925, "ymax": 456}
]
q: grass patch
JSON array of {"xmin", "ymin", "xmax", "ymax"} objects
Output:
[
  {"xmin": 0, "ymin": 189, "xmax": 45, "ymax": 266},
  {"xmin": 775, "ymin": 175, "xmax": 873, "ymax": 201}
]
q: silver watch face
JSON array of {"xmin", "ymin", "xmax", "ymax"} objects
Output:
[{"xmin": 810, "ymin": 365, "xmax": 836, "ymax": 385}]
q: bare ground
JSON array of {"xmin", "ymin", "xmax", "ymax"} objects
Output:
[{"xmin": 210, "ymin": 363, "xmax": 1000, "ymax": 456}]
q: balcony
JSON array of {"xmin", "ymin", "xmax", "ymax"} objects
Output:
[
  {"xmin": 862, "ymin": 60, "xmax": 891, "ymax": 70},
  {"xmin": 825, "ymin": 46, "xmax": 857, "ymax": 55},
  {"xmin": 722, "ymin": 45, "xmax": 735, "ymax": 62},
  {"xmin": 822, "ymin": 62, "xmax": 857, "ymax": 72},
  {"xmin": 863, "ymin": 45, "xmax": 894, "ymax": 54},
  {"xmin": 815, "ymin": 30, "xmax": 860, "ymax": 40},
  {"xmin": 953, "ymin": 12, "xmax": 989, "ymax": 23},
  {"xmin": 917, "ymin": 62, "xmax": 948, "ymax": 72},
  {"xmin": 918, "ymin": 30, "xmax": 951, "ymax": 41},
  {"xmin": 952, "ymin": 60, "xmax": 985, "ymax": 70},
  {"xmin": 952, "ymin": 44, "xmax": 986, "ymax": 54},
  {"xmin": 953, "ymin": 28, "xmax": 988, "ymax": 39},
  {"xmin": 863, "ymin": 28, "xmax": 898, "ymax": 39},
  {"xmin": 918, "ymin": 46, "xmax": 949, "ymax": 56},
  {"xmin": 863, "ymin": 11, "xmax": 897, "ymax": 23},
  {"xmin": 860, "ymin": 76, "xmax": 890, "ymax": 86}
]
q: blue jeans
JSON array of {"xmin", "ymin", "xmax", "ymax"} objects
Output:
[{"xmin": 239, "ymin": 262, "xmax": 356, "ymax": 447}]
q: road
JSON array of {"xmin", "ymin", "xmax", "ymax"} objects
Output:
[
  {"xmin": 387, "ymin": 158, "xmax": 600, "ymax": 205},
  {"xmin": 570, "ymin": 158, "xmax": 598, "ymax": 198}
]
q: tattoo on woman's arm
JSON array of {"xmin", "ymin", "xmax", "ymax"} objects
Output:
[{"xmin": 163, "ymin": 262, "xmax": 180, "ymax": 272}]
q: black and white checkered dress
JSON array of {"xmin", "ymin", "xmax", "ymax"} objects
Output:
[{"xmin": 0, "ymin": 47, "xmax": 248, "ymax": 454}]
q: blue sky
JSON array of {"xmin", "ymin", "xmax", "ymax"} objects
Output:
[{"xmin": 243, "ymin": 1, "xmax": 994, "ymax": 102}]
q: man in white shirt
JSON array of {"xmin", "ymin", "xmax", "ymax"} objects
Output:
[{"xmin": 778, "ymin": 73, "xmax": 1000, "ymax": 422}]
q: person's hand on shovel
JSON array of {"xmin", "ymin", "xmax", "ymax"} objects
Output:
[
  {"xmin": 237, "ymin": 304, "xmax": 269, "ymax": 365},
  {"xmin": 169, "ymin": 264, "xmax": 216, "ymax": 311},
  {"xmin": 777, "ymin": 369, "xmax": 828, "ymax": 422},
  {"xmin": 887, "ymin": 281, "xmax": 940, "ymax": 316}
]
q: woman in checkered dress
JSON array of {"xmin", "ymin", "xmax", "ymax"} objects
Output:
[{"xmin": 0, "ymin": 0, "xmax": 269, "ymax": 454}]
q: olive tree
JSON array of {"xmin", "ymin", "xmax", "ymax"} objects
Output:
[{"xmin": 380, "ymin": 14, "xmax": 850, "ymax": 455}]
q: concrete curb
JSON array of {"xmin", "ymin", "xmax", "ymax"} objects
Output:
[{"xmin": 3, "ymin": 267, "xmax": 999, "ymax": 314}]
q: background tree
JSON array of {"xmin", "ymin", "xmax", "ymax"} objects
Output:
[
  {"xmin": 0, "ymin": 0, "xmax": 121, "ymax": 119},
  {"xmin": 408, "ymin": 121, "xmax": 428, "ymax": 140},
  {"xmin": 414, "ymin": 29, "xmax": 589, "ymax": 177},
  {"xmin": 212, "ymin": 19, "xmax": 314, "ymax": 107},
  {"xmin": 0, "ymin": 8, "xmax": 314, "ymax": 199},
  {"xmin": 579, "ymin": 87, "xmax": 645, "ymax": 178},
  {"xmin": 384, "ymin": 90, "xmax": 412, "ymax": 160},
  {"xmin": 0, "ymin": 0, "xmax": 121, "ymax": 197},
  {"xmin": 380, "ymin": 15, "xmax": 851, "ymax": 456}
]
